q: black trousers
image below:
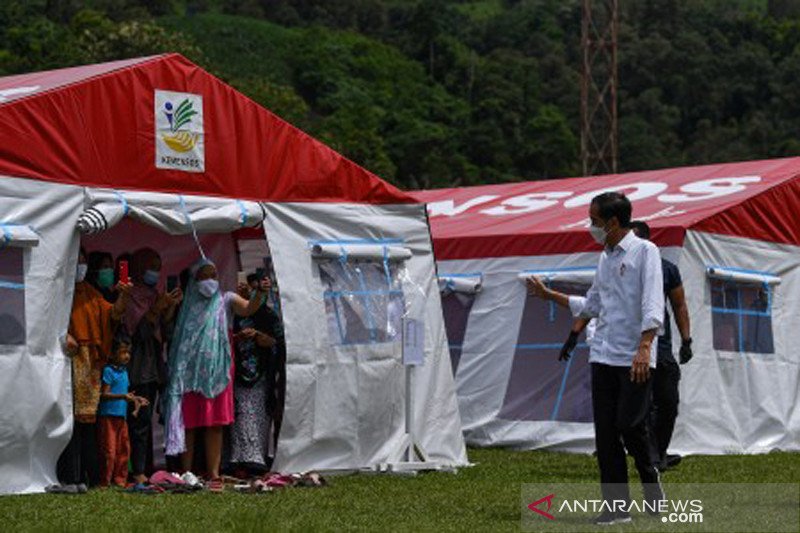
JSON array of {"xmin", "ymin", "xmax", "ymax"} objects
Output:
[
  {"xmin": 127, "ymin": 382, "xmax": 159, "ymax": 477},
  {"xmin": 591, "ymin": 363, "xmax": 660, "ymax": 505},
  {"xmin": 649, "ymin": 359, "xmax": 680, "ymax": 463},
  {"xmin": 56, "ymin": 421, "xmax": 100, "ymax": 486}
]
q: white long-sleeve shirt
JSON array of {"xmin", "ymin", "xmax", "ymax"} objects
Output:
[{"xmin": 568, "ymin": 231, "xmax": 664, "ymax": 367}]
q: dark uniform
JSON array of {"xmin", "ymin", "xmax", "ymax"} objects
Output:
[{"xmin": 650, "ymin": 259, "xmax": 682, "ymax": 466}]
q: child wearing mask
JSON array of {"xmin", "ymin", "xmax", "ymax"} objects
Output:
[{"xmin": 97, "ymin": 329, "xmax": 149, "ymax": 488}]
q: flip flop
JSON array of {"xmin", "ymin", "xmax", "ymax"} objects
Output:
[
  {"xmin": 44, "ymin": 484, "xmax": 80, "ymax": 494},
  {"xmin": 207, "ymin": 478, "xmax": 224, "ymax": 493},
  {"xmin": 125, "ymin": 483, "xmax": 164, "ymax": 495}
]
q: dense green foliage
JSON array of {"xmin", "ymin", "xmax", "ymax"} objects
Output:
[{"xmin": 2, "ymin": 1, "xmax": 800, "ymax": 188}]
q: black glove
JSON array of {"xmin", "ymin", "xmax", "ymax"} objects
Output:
[
  {"xmin": 679, "ymin": 338, "xmax": 693, "ymax": 364},
  {"xmin": 559, "ymin": 330, "xmax": 579, "ymax": 361}
]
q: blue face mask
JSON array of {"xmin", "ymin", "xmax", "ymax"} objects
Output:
[{"xmin": 143, "ymin": 269, "xmax": 160, "ymax": 287}]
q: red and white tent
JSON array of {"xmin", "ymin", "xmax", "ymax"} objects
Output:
[
  {"xmin": 412, "ymin": 159, "xmax": 800, "ymax": 455},
  {"xmin": 0, "ymin": 54, "xmax": 466, "ymax": 493}
]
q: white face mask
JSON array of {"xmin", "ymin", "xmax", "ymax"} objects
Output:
[
  {"xmin": 76, "ymin": 263, "xmax": 88, "ymax": 283},
  {"xmin": 589, "ymin": 224, "xmax": 608, "ymax": 245},
  {"xmin": 197, "ymin": 279, "xmax": 219, "ymax": 298}
]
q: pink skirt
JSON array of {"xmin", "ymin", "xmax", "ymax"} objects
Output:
[{"xmin": 181, "ymin": 344, "xmax": 235, "ymax": 429}]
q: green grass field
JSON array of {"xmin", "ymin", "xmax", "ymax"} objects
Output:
[{"xmin": 1, "ymin": 448, "xmax": 797, "ymax": 532}]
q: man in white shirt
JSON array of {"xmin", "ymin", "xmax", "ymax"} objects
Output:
[{"xmin": 527, "ymin": 192, "xmax": 665, "ymax": 526}]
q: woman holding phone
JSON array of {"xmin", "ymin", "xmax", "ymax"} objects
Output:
[
  {"xmin": 164, "ymin": 258, "xmax": 265, "ymax": 490},
  {"xmin": 124, "ymin": 247, "xmax": 183, "ymax": 484},
  {"xmin": 57, "ymin": 248, "xmax": 132, "ymax": 487}
]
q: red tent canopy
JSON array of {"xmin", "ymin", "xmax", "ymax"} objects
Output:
[
  {"xmin": 412, "ymin": 158, "xmax": 800, "ymax": 260},
  {"xmin": 0, "ymin": 54, "xmax": 412, "ymax": 204}
]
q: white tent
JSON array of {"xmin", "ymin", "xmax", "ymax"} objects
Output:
[
  {"xmin": 0, "ymin": 55, "xmax": 466, "ymax": 494},
  {"xmin": 413, "ymin": 158, "xmax": 800, "ymax": 455}
]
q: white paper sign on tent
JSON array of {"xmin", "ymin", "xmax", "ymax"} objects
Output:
[{"xmin": 402, "ymin": 317, "xmax": 425, "ymax": 366}]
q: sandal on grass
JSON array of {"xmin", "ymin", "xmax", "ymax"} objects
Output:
[
  {"xmin": 45, "ymin": 483, "xmax": 87, "ymax": 494},
  {"xmin": 207, "ymin": 478, "xmax": 225, "ymax": 493},
  {"xmin": 297, "ymin": 472, "xmax": 328, "ymax": 488},
  {"xmin": 125, "ymin": 483, "xmax": 164, "ymax": 495}
]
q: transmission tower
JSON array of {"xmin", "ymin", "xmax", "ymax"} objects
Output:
[{"xmin": 581, "ymin": 0, "xmax": 619, "ymax": 176}]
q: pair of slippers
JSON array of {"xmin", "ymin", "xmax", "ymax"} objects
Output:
[
  {"xmin": 295, "ymin": 472, "xmax": 327, "ymax": 488},
  {"xmin": 125, "ymin": 483, "xmax": 165, "ymax": 495},
  {"xmin": 44, "ymin": 483, "xmax": 88, "ymax": 494}
]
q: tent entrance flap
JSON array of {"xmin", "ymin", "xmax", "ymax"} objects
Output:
[{"xmin": 77, "ymin": 189, "xmax": 267, "ymax": 236}]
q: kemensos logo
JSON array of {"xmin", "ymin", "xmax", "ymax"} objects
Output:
[{"xmin": 155, "ymin": 89, "xmax": 204, "ymax": 173}]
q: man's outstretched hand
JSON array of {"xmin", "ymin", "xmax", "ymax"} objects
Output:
[{"xmin": 526, "ymin": 276, "xmax": 548, "ymax": 299}]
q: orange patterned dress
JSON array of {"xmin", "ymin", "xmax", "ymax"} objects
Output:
[{"xmin": 69, "ymin": 282, "xmax": 115, "ymax": 423}]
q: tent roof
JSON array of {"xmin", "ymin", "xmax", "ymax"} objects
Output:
[
  {"xmin": 0, "ymin": 54, "xmax": 412, "ymax": 204},
  {"xmin": 411, "ymin": 157, "xmax": 800, "ymax": 260}
]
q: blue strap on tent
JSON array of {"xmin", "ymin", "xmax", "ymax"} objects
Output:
[
  {"xmin": 551, "ymin": 353, "xmax": 575, "ymax": 421},
  {"xmin": 355, "ymin": 264, "xmax": 378, "ymax": 343},
  {"xmin": 0, "ymin": 225, "xmax": 11, "ymax": 250},
  {"xmin": 112, "ymin": 190, "xmax": 129, "ymax": 216},
  {"xmin": 178, "ymin": 194, "xmax": 206, "ymax": 260},
  {"xmin": 382, "ymin": 245, "xmax": 393, "ymax": 288},
  {"xmin": 0, "ymin": 280, "xmax": 24, "ymax": 290},
  {"xmin": 738, "ymin": 310, "xmax": 745, "ymax": 353},
  {"xmin": 331, "ymin": 294, "xmax": 346, "ymax": 344},
  {"xmin": 544, "ymin": 277, "xmax": 556, "ymax": 322},
  {"xmin": 516, "ymin": 342, "xmax": 589, "ymax": 350},
  {"xmin": 324, "ymin": 289, "xmax": 403, "ymax": 297},
  {"xmin": 337, "ymin": 245, "xmax": 354, "ymax": 282},
  {"xmin": 444, "ymin": 278, "xmax": 456, "ymax": 293},
  {"xmin": 764, "ymin": 281, "xmax": 772, "ymax": 312},
  {"xmin": 236, "ymin": 200, "xmax": 247, "ymax": 227}
]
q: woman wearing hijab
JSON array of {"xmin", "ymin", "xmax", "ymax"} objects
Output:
[
  {"xmin": 86, "ymin": 251, "xmax": 117, "ymax": 303},
  {"xmin": 57, "ymin": 248, "xmax": 132, "ymax": 487},
  {"xmin": 124, "ymin": 247, "xmax": 183, "ymax": 484},
  {"xmin": 164, "ymin": 258, "xmax": 265, "ymax": 487},
  {"xmin": 230, "ymin": 272, "xmax": 285, "ymax": 475}
]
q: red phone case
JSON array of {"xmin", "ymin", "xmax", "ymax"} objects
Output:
[{"xmin": 119, "ymin": 260, "xmax": 129, "ymax": 284}]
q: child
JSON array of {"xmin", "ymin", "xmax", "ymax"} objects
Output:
[{"xmin": 97, "ymin": 329, "xmax": 148, "ymax": 487}]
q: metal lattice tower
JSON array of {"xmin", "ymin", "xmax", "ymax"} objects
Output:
[{"xmin": 581, "ymin": 0, "xmax": 619, "ymax": 176}]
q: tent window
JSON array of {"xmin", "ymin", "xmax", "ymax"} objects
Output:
[
  {"xmin": 0, "ymin": 247, "xmax": 26, "ymax": 345},
  {"xmin": 710, "ymin": 279, "xmax": 774, "ymax": 354},
  {"xmin": 439, "ymin": 273, "xmax": 481, "ymax": 375},
  {"xmin": 498, "ymin": 279, "xmax": 593, "ymax": 423},
  {"xmin": 319, "ymin": 259, "xmax": 405, "ymax": 346}
]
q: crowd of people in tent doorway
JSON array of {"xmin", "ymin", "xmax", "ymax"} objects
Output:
[{"xmin": 51, "ymin": 246, "xmax": 288, "ymax": 494}]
